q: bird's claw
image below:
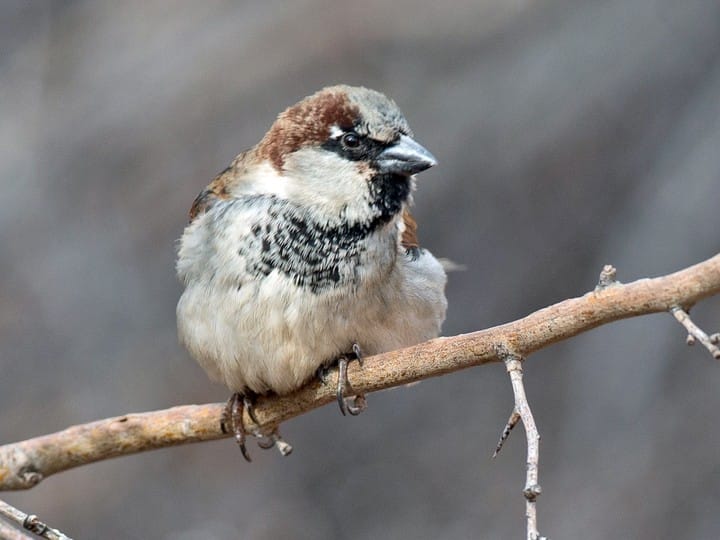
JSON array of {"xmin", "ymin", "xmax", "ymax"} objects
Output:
[
  {"xmin": 221, "ymin": 393, "xmax": 252, "ymax": 462},
  {"xmin": 352, "ymin": 343, "xmax": 364, "ymax": 366},
  {"xmin": 336, "ymin": 344, "xmax": 367, "ymax": 416},
  {"xmin": 221, "ymin": 392, "xmax": 292, "ymax": 460}
]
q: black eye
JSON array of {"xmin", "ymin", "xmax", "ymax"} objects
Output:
[{"xmin": 341, "ymin": 132, "xmax": 361, "ymax": 149}]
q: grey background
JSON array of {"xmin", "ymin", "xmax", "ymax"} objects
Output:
[{"xmin": 2, "ymin": 1, "xmax": 720, "ymax": 538}]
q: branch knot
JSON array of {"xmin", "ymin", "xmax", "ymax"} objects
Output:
[
  {"xmin": 523, "ymin": 484, "xmax": 542, "ymax": 501},
  {"xmin": 595, "ymin": 264, "xmax": 619, "ymax": 290}
]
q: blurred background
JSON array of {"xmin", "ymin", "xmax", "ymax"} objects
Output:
[{"xmin": 2, "ymin": 1, "xmax": 720, "ymax": 538}]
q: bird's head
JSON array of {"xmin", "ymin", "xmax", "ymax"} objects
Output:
[{"xmin": 250, "ymin": 85, "xmax": 437, "ymax": 223}]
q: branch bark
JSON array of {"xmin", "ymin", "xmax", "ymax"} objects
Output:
[
  {"xmin": 0, "ymin": 520, "xmax": 33, "ymax": 540},
  {"xmin": 1, "ymin": 253, "xmax": 719, "ymax": 491},
  {"xmin": 0, "ymin": 499, "xmax": 72, "ymax": 540}
]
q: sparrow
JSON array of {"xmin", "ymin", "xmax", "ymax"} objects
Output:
[{"xmin": 176, "ymin": 85, "xmax": 447, "ymax": 459}]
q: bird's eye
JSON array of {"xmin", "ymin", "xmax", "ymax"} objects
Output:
[{"xmin": 341, "ymin": 132, "xmax": 361, "ymax": 149}]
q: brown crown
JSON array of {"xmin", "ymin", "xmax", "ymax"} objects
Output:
[{"xmin": 255, "ymin": 88, "xmax": 360, "ymax": 170}]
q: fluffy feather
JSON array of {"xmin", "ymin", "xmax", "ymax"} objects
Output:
[{"xmin": 177, "ymin": 85, "xmax": 447, "ymax": 395}]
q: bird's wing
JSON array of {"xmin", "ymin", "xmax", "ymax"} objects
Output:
[
  {"xmin": 188, "ymin": 152, "xmax": 252, "ymax": 223},
  {"xmin": 400, "ymin": 209, "xmax": 420, "ymax": 251}
]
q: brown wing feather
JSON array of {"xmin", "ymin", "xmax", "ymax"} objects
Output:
[
  {"xmin": 188, "ymin": 187, "xmax": 219, "ymax": 222},
  {"xmin": 188, "ymin": 181, "xmax": 227, "ymax": 222},
  {"xmin": 188, "ymin": 155, "xmax": 245, "ymax": 222},
  {"xmin": 400, "ymin": 209, "xmax": 420, "ymax": 251}
]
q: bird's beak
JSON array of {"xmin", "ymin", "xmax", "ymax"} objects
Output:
[{"xmin": 376, "ymin": 134, "xmax": 437, "ymax": 176}]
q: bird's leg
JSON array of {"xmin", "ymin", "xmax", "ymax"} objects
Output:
[
  {"xmin": 352, "ymin": 342, "xmax": 364, "ymax": 366},
  {"xmin": 221, "ymin": 393, "xmax": 252, "ymax": 462},
  {"xmin": 336, "ymin": 343, "xmax": 367, "ymax": 416},
  {"xmin": 242, "ymin": 391, "xmax": 261, "ymax": 427},
  {"xmin": 225, "ymin": 391, "xmax": 293, "ymax": 458}
]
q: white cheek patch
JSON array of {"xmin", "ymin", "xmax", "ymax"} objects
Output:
[
  {"xmin": 236, "ymin": 162, "xmax": 289, "ymax": 199},
  {"xmin": 281, "ymin": 147, "xmax": 376, "ymax": 221}
]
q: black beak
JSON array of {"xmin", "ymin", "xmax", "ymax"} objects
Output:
[{"xmin": 376, "ymin": 134, "xmax": 437, "ymax": 176}]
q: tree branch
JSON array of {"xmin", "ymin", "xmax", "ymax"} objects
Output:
[
  {"xmin": 0, "ymin": 499, "xmax": 72, "ymax": 540},
  {"xmin": 671, "ymin": 306, "xmax": 720, "ymax": 359},
  {"xmin": 0, "ymin": 519, "xmax": 33, "ymax": 540},
  {"xmin": 499, "ymin": 354, "xmax": 545, "ymax": 540},
  {"xmin": 1, "ymin": 253, "xmax": 719, "ymax": 492}
]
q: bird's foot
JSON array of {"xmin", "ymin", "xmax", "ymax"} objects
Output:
[
  {"xmin": 220, "ymin": 392, "xmax": 292, "ymax": 460},
  {"xmin": 221, "ymin": 392, "xmax": 254, "ymax": 462},
  {"xmin": 336, "ymin": 343, "xmax": 367, "ymax": 416}
]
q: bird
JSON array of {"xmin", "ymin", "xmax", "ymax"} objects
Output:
[{"xmin": 176, "ymin": 85, "xmax": 447, "ymax": 459}]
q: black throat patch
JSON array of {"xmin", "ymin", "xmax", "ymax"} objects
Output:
[
  {"xmin": 236, "ymin": 181, "xmax": 409, "ymax": 292},
  {"xmin": 368, "ymin": 173, "xmax": 411, "ymax": 221}
]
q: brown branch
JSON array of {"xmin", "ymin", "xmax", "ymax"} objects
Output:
[{"xmin": 1, "ymin": 253, "xmax": 719, "ymax": 491}]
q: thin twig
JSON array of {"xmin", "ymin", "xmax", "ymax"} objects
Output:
[
  {"xmin": 499, "ymin": 352, "xmax": 546, "ymax": 540},
  {"xmin": 670, "ymin": 307, "xmax": 720, "ymax": 359},
  {"xmin": 0, "ymin": 253, "xmax": 719, "ymax": 491},
  {"xmin": 0, "ymin": 518, "xmax": 34, "ymax": 540},
  {"xmin": 0, "ymin": 500, "xmax": 72, "ymax": 540}
]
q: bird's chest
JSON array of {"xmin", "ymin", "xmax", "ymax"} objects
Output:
[
  {"xmin": 178, "ymin": 203, "xmax": 445, "ymax": 394},
  {"xmin": 229, "ymin": 208, "xmax": 398, "ymax": 294}
]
